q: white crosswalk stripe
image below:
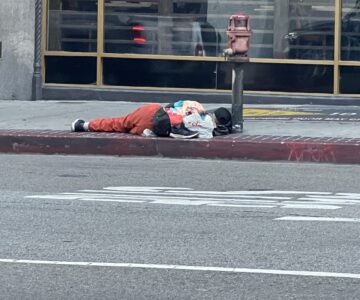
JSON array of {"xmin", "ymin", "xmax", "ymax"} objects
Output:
[{"xmin": 25, "ymin": 187, "xmax": 360, "ymax": 210}]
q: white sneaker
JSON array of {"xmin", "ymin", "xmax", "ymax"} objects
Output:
[
  {"xmin": 170, "ymin": 131, "xmax": 199, "ymax": 139},
  {"xmin": 142, "ymin": 129, "xmax": 156, "ymax": 137}
]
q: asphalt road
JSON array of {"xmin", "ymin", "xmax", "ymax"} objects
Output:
[{"xmin": 1, "ymin": 154, "xmax": 360, "ymax": 299}]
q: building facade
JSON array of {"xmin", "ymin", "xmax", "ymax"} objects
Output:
[
  {"xmin": 0, "ymin": 0, "xmax": 35, "ymax": 100},
  {"xmin": 2, "ymin": 0, "xmax": 360, "ymax": 102}
]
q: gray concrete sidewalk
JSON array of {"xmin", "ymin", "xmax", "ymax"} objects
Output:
[
  {"xmin": 0, "ymin": 100, "xmax": 359, "ymax": 164},
  {"xmin": 1, "ymin": 100, "xmax": 359, "ymax": 138}
]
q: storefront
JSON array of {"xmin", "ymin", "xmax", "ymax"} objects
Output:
[{"xmin": 42, "ymin": 0, "xmax": 360, "ymax": 100}]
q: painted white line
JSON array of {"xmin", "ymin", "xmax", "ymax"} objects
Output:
[
  {"xmin": 25, "ymin": 196, "xmax": 275, "ymax": 208},
  {"xmin": 104, "ymin": 187, "xmax": 193, "ymax": 191},
  {"xmin": 79, "ymin": 198, "xmax": 145, "ymax": 203},
  {"xmin": 102, "ymin": 187, "xmax": 332, "ymax": 196},
  {"xmin": 0, "ymin": 259, "xmax": 360, "ymax": 279},
  {"xmin": 165, "ymin": 190, "xmax": 331, "ymax": 196},
  {"xmin": 25, "ymin": 188, "xmax": 360, "ymax": 212},
  {"xmin": 166, "ymin": 190, "xmax": 331, "ymax": 198},
  {"xmin": 25, "ymin": 195, "xmax": 145, "ymax": 203},
  {"xmin": 281, "ymin": 204, "xmax": 341, "ymax": 210},
  {"xmin": 79, "ymin": 190, "xmax": 290, "ymax": 200},
  {"xmin": 26, "ymin": 193, "xmax": 279, "ymax": 203},
  {"xmin": 275, "ymin": 216, "xmax": 360, "ymax": 223},
  {"xmin": 337, "ymin": 193, "xmax": 360, "ymax": 197},
  {"xmin": 151, "ymin": 200, "xmax": 215, "ymax": 206},
  {"xmin": 306, "ymin": 195, "xmax": 360, "ymax": 199},
  {"xmin": 298, "ymin": 198, "xmax": 360, "ymax": 204},
  {"xmin": 208, "ymin": 204, "xmax": 275, "ymax": 208},
  {"xmin": 24, "ymin": 195, "xmax": 343, "ymax": 210}
]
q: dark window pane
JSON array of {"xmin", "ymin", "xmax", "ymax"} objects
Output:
[
  {"xmin": 45, "ymin": 56, "xmax": 97, "ymax": 84},
  {"xmin": 47, "ymin": 0, "xmax": 98, "ymax": 52},
  {"xmin": 340, "ymin": 66, "xmax": 360, "ymax": 93},
  {"xmin": 217, "ymin": 62, "xmax": 333, "ymax": 93},
  {"xmin": 342, "ymin": 0, "xmax": 360, "ymax": 60},
  {"xmin": 103, "ymin": 58, "xmax": 216, "ymax": 88},
  {"xmin": 104, "ymin": 58, "xmax": 333, "ymax": 93}
]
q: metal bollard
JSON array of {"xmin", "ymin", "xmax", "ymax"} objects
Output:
[
  {"xmin": 225, "ymin": 56, "xmax": 249, "ymax": 132},
  {"xmin": 224, "ymin": 13, "xmax": 252, "ymax": 133}
]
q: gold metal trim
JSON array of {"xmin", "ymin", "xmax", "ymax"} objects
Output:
[
  {"xmin": 99, "ymin": 53, "xmax": 335, "ymax": 65},
  {"xmin": 333, "ymin": 0, "xmax": 342, "ymax": 95},
  {"xmin": 97, "ymin": 0, "xmax": 104, "ymax": 86},
  {"xmin": 44, "ymin": 83, "xmax": 337, "ymax": 97},
  {"xmin": 44, "ymin": 51, "xmax": 97, "ymax": 57},
  {"xmin": 339, "ymin": 60, "xmax": 360, "ymax": 66},
  {"xmin": 250, "ymin": 58, "xmax": 334, "ymax": 65},
  {"xmin": 41, "ymin": 0, "xmax": 47, "ymax": 82},
  {"xmin": 44, "ymin": 51, "xmax": 336, "ymax": 66},
  {"xmin": 44, "ymin": 83, "xmax": 97, "ymax": 88},
  {"xmin": 101, "ymin": 53, "xmax": 222, "ymax": 61}
]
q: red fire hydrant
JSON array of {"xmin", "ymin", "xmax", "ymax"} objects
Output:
[{"xmin": 224, "ymin": 13, "xmax": 252, "ymax": 57}]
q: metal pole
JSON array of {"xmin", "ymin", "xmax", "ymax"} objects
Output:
[
  {"xmin": 32, "ymin": 0, "xmax": 43, "ymax": 100},
  {"xmin": 231, "ymin": 62, "xmax": 245, "ymax": 132}
]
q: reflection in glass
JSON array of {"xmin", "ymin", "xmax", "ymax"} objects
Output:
[
  {"xmin": 102, "ymin": 0, "xmax": 336, "ymax": 60},
  {"xmin": 342, "ymin": 0, "xmax": 360, "ymax": 60},
  {"xmin": 283, "ymin": 0, "xmax": 335, "ymax": 60},
  {"xmin": 47, "ymin": 0, "xmax": 98, "ymax": 52},
  {"xmin": 104, "ymin": 0, "xmax": 218, "ymax": 56}
]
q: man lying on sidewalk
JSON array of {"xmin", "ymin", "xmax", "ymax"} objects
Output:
[
  {"xmin": 165, "ymin": 100, "xmax": 232, "ymax": 138},
  {"xmin": 71, "ymin": 102, "xmax": 232, "ymax": 139},
  {"xmin": 71, "ymin": 103, "xmax": 175, "ymax": 137}
]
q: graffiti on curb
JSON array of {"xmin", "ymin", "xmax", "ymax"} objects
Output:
[{"xmin": 287, "ymin": 143, "xmax": 336, "ymax": 162}]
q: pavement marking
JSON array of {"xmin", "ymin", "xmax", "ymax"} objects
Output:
[
  {"xmin": 280, "ymin": 204, "xmax": 341, "ymax": 210},
  {"xmin": 103, "ymin": 187, "xmax": 331, "ymax": 195},
  {"xmin": 243, "ymin": 108, "xmax": 360, "ymax": 121},
  {"xmin": 25, "ymin": 187, "xmax": 360, "ymax": 211},
  {"xmin": 244, "ymin": 108, "xmax": 318, "ymax": 117},
  {"xmin": 275, "ymin": 216, "xmax": 360, "ymax": 223},
  {"xmin": 208, "ymin": 204, "xmax": 276, "ymax": 208},
  {"xmin": 1, "ymin": 259, "xmax": 360, "ymax": 279}
]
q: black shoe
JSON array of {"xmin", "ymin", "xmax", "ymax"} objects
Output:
[
  {"xmin": 170, "ymin": 123, "xmax": 199, "ymax": 139},
  {"xmin": 71, "ymin": 119, "xmax": 85, "ymax": 132},
  {"xmin": 170, "ymin": 131, "xmax": 199, "ymax": 139}
]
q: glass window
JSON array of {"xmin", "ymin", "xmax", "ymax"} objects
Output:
[
  {"xmin": 47, "ymin": 0, "xmax": 98, "ymax": 52},
  {"xmin": 342, "ymin": 0, "xmax": 360, "ymax": 60},
  {"xmin": 340, "ymin": 66, "xmax": 360, "ymax": 93},
  {"xmin": 217, "ymin": 62, "xmax": 333, "ymax": 93},
  {"xmin": 45, "ymin": 56, "xmax": 97, "ymax": 84},
  {"xmin": 102, "ymin": 58, "xmax": 333, "ymax": 93},
  {"xmin": 102, "ymin": 0, "xmax": 335, "ymax": 59},
  {"xmin": 103, "ymin": 58, "xmax": 216, "ymax": 88},
  {"xmin": 273, "ymin": 0, "xmax": 335, "ymax": 60},
  {"xmin": 104, "ymin": 0, "xmax": 217, "ymax": 56}
]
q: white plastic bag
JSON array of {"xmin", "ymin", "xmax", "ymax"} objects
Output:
[{"xmin": 183, "ymin": 113, "xmax": 216, "ymax": 138}]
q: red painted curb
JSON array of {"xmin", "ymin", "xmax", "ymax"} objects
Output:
[{"xmin": 0, "ymin": 130, "xmax": 359, "ymax": 164}]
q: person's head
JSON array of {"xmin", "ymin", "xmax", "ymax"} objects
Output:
[
  {"xmin": 152, "ymin": 107, "xmax": 171, "ymax": 137},
  {"xmin": 213, "ymin": 107, "xmax": 232, "ymax": 133}
]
